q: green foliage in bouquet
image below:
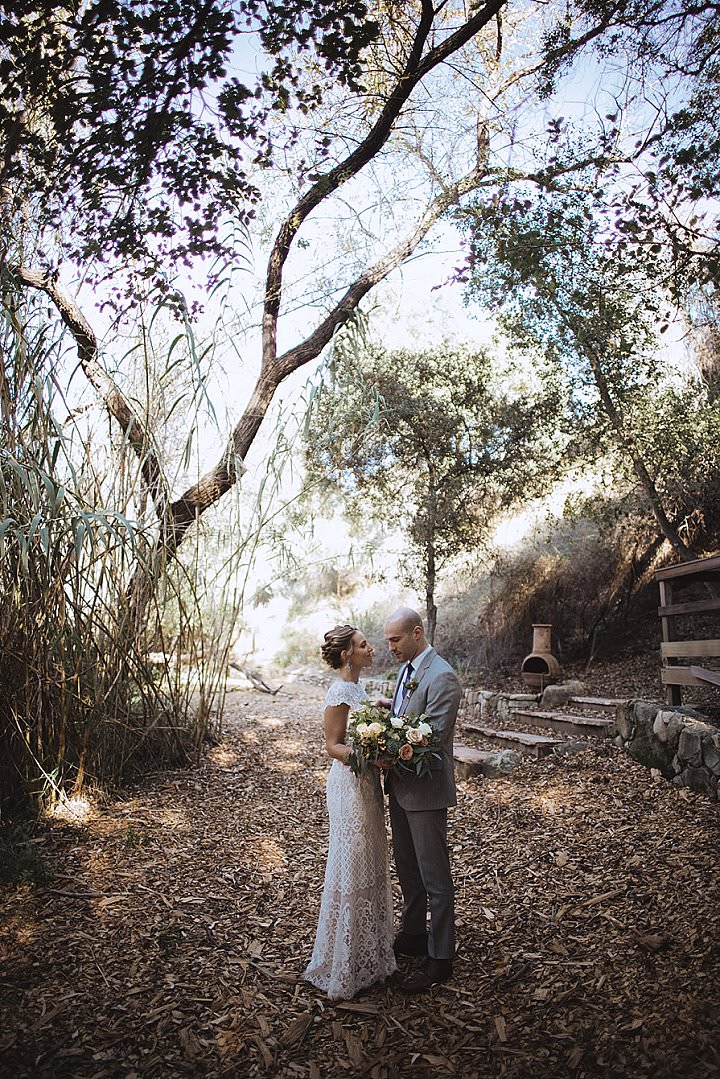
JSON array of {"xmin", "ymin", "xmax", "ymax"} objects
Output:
[{"xmin": 347, "ymin": 703, "xmax": 441, "ymax": 779}]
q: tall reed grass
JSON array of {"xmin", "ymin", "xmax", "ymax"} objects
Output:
[{"xmin": 0, "ymin": 282, "xmax": 240, "ymax": 815}]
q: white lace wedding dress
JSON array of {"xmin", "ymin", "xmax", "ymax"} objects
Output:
[{"xmin": 304, "ymin": 679, "xmax": 397, "ymax": 1000}]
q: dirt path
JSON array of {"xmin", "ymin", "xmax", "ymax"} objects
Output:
[{"xmin": 1, "ymin": 678, "xmax": 719, "ymax": 1078}]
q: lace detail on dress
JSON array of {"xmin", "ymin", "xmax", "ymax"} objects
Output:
[
  {"xmin": 324, "ymin": 679, "xmax": 369, "ymax": 710},
  {"xmin": 305, "ymin": 681, "xmax": 397, "ymax": 1000}
]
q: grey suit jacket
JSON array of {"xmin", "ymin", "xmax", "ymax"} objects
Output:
[{"xmin": 387, "ymin": 647, "xmax": 461, "ymax": 811}]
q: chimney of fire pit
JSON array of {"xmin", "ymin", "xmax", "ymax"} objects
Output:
[{"xmin": 520, "ymin": 623, "xmax": 561, "ymax": 689}]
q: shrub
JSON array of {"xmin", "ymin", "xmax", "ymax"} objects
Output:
[{"xmin": 437, "ymin": 513, "xmax": 664, "ymax": 675}]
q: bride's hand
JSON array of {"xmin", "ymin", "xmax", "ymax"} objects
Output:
[{"xmin": 374, "ymin": 696, "xmax": 392, "ymax": 709}]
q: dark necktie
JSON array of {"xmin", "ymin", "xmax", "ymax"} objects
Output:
[{"xmin": 401, "ymin": 663, "xmax": 414, "ymax": 700}]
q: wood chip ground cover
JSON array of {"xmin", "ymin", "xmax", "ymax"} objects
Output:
[{"xmin": 1, "ymin": 677, "xmax": 719, "ymax": 1078}]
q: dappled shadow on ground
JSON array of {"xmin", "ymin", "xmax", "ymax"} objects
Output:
[{"xmin": 1, "ymin": 679, "xmax": 719, "ymax": 1078}]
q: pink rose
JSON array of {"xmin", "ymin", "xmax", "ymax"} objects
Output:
[{"xmin": 399, "ymin": 743, "xmax": 413, "ymax": 761}]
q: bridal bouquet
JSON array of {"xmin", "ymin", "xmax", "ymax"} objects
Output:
[{"xmin": 347, "ymin": 703, "xmax": 441, "ymax": 779}]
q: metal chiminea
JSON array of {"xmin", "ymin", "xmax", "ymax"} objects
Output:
[{"xmin": 520, "ymin": 624, "xmax": 561, "ymax": 689}]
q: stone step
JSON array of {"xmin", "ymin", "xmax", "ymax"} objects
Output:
[
  {"xmin": 462, "ymin": 724, "xmax": 561, "ymax": 758},
  {"xmin": 512, "ymin": 709, "xmax": 614, "ymax": 739},
  {"xmin": 568, "ymin": 695, "xmax": 625, "ymax": 711},
  {"xmin": 454, "ymin": 745, "xmax": 487, "ymax": 777}
]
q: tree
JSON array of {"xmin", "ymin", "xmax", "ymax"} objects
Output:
[
  {"xmin": 11, "ymin": 0, "xmax": 719, "ymax": 803},
  {"xmin": 538, "ymin": 0, "xmax": 720, "ymax": 294},
  {"xmin": 13, "ymin": 0, "xmax": 711, "ymax": 605},
  {"xmin": 451, "ymin": 1, "xmax": 720, "ymax": 563},
  {"xmin": 7, "ymin": 1, "xmax": 512, "ymax": 592},
  {"xmin": 303, "ymin": 338, "xmax": 564, "ymax": 640},
  {"xmin": 1, "ymin": 0, "xmax": 379, "ymax": 301},
  {"xmin": 458, "ymin": 183, "xmax": 702, "ymax": 559}
]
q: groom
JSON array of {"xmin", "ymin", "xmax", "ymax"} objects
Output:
[{"xmin": 383, "ymin": 607, "xmax": 462, "ymax": 993}]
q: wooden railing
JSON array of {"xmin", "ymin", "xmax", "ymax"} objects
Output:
[{"xmin": 655, "ymin": 554, "xmax": 720, "ymax": 705}]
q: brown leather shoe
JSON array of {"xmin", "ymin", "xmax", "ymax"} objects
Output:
[
  {"xmin": 402, "ymin": 958, "xmax": 453, "ymax": 993},
  {"xmin": 393, "ymin": 931, "xmax": 428, "ymax": 958}
]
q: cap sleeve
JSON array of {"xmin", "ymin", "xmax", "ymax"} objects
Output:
[{"xmin": 324, "ymin": 680, "xmax": 368, "ymax": 709}]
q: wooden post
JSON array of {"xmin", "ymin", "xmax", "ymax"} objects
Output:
[{"xmin": 658, "ymin": 579, "xmax": 682, "ymax": 705}]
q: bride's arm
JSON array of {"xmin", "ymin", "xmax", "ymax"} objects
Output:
[{"xmin": 323, "ymin": 704, "xmax": 352, "ymax": 765}]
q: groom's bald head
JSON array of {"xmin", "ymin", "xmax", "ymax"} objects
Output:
[
  {"xmin": 385, "ymin": 607, "xmax": 427, "ymax": 662},
  {"xmin": 387, "ymin": 607, "xmax": 424, "ymax": 633}
]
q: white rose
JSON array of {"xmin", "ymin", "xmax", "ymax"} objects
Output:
[
  {"xmin": 390, "ymin": 717, "xmax": 405, "ymax": 729},
  {"xmin": 355, "ymin": 723, "xmax": 369, "ymax": 736},
  {"xmin": 368, "ymin": 721, "xmax": 384, "ymax": 736},
  {"xmin": 417, "ymin": 721, "xmax": 432, "ymax": 737},
  {"xmin": 406, "ymin": 727, "xmax": 423, "ymax": 744}
]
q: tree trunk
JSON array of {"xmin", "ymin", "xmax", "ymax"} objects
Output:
[
  {"xmin": 421, "ymin": 458, "xmax": 440, "ymax": 643},
  {"xmin": 425, "ymin": 523, "xmax": 438, "ymax": 645},
  {"xmin": 426, "ymin": 591, "xmax": 438, "ymax": 645},
  {"xmin": 582, "ymin": 340, "xmax": 693, "ymax": 562}
]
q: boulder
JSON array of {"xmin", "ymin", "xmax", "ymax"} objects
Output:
[
  {"xmin": 652, "ymin": 710, "xmax": 685, "ymax": 748},
  {"xmin": 540, "ymin": 679, "xmax": 588, "ymax": 709},
  {"xmin": 677, "ymin": 723, "xmax": 706, "ymax": 769},
  {"xmin": 625, "ymin": 703, "xmax": 676, "ymax": 776},
  {"xmin": 480, "ymin": 749, "xmax": 522, "ymax": 778},
  {"xmin": 479, "ymin": 690, "xmax": 498, "ymax": 719},
  {"xmin": 633, "ymin": 700, "xmax": 661, "ymax": 726},
  {"xmin": 702, "ymin": 735, "xmax": 720, "ymax": 774},
  {"xmin": 674, "ymin": 766, "xmax": 718, "ymax": 799},
  {"xmin": 615, "ymin": 702, "xmax": 635, "ymax": 741}
]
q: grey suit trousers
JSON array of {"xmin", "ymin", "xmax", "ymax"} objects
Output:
[{"xmin": 389, "ymin": 793, "xmax": 455, "ymax": 961}]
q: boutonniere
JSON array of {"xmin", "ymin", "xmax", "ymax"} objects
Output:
[{"xmin": 406, "ymin": 678, "xmax": 420, "ymax": 696}]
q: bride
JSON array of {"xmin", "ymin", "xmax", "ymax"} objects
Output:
[{"xmin": 304, "ymin": 624, "xmax": 397, "ymax": 1000}]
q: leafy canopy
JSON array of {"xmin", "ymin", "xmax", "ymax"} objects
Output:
[
  {"xmin": 458, "ymin": 185, "xmax": 664, "ymax": 408},
  {"xmin": 1, "ymin": 0, "xmax": 378, "ymax": 300},
  {"xmin": 304, "ymin": 337, "xmax": 565, "ymax": 585},
  {"xmin": 459, "ymin": 178, "xmax": 720, "ymax": 553},
  {"xmin": 538, "ymin": 1, "xmax": 720, "ymax": 290}
]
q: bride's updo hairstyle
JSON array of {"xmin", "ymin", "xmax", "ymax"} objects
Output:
[{"xmin": 321, "ymin": 624, "xmax": 357, "ymax": 669}]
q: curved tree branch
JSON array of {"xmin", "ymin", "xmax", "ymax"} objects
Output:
[
  {"xmin": 18, "ymin": 0, "xmax": 510, "ymax": 564},
  {"xmin": 262, "ymin": 0, "xmax": 508, "ymax": 366},
  {"xmin": 168, "ymin": 162, "xmax": 490, "ymax": 547},
  {"xmin": 13, "ymin": 266, "xmax": 166, "ymax": 515}
]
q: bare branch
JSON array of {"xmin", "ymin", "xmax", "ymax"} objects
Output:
[{"xmin": 262, "ymin": 0, "xmax": 508, "ymax": 367}]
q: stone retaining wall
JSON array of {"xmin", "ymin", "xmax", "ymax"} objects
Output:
[
  {"xmin": 376, "ymin": 681, "xmax": 720, "ymax": 801},
  {"xmin": 615, "ymin": 700, "xmax": 720, "ymax": 800},
  {"xmin": 461, "ymin": 680, "xmax": 592, "ymax": 723},
  {"xmin": 462, "ymin": 688, "xmax": 540, "ymax": 723}
]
